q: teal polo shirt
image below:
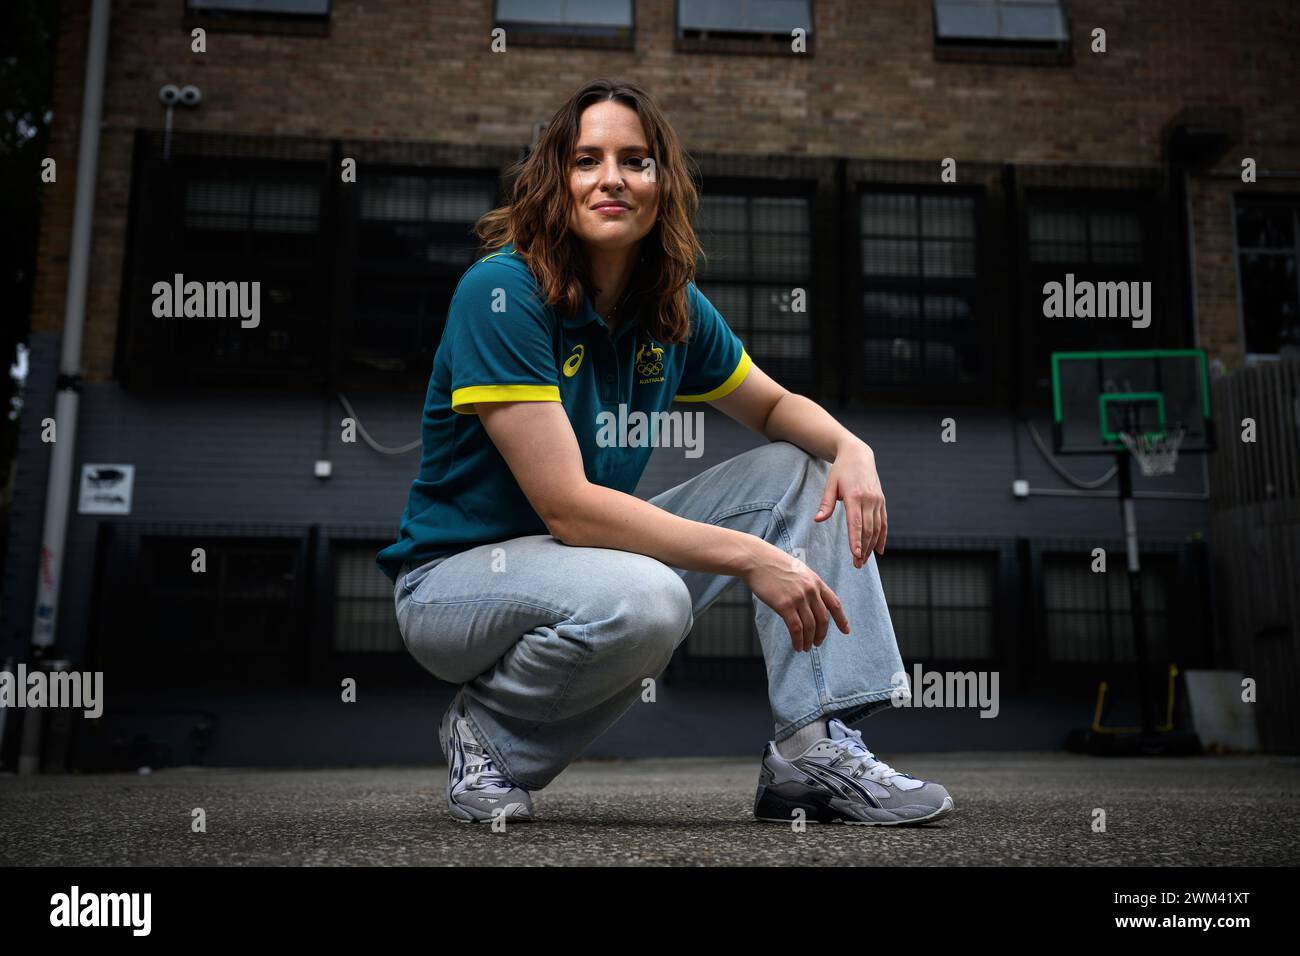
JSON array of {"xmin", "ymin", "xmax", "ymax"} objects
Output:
[{"xmin": 376, "ymin": 244, "xmax": 752, "ymax": 583}]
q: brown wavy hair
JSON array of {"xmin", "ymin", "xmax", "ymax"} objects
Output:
[{"xmin": 474, "ymin": 79, "xmax": 702, "ymax": 345}]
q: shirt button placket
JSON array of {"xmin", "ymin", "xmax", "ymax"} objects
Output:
[{"xmin": 601, "ymin": 339, "xmax": 618, "ymax": 404}]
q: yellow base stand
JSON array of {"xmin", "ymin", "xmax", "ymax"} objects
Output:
[{"xmin": 1090, "ymin": 663, "xmax": 1179, "ymax": 735}]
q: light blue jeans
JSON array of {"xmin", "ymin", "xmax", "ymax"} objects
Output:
[{"xmin": 393, "ymin": 441, "xmax": 908, "ymax": 791}]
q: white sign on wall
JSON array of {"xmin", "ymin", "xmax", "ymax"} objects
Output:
[{"xmin": 78, "ymin": 464, "xmax": 135, "ymax": 515}]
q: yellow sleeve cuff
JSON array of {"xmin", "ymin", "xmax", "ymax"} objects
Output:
[
  {"xmin": 451, "ymin": 384, "xmax": 562, "ymax": 415},
  {"xmin": 673, "ymin": 349, "xmax": 752, "ymax": 403}
]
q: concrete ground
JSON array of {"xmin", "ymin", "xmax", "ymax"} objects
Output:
[{"xmin": 2, "ymin": 753, "xmax": 1297, "ymax": 866}]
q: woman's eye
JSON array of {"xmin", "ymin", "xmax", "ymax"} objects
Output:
[{"xmin": 575, "ymin": 155, "xmax": 648, "ymax": 165}]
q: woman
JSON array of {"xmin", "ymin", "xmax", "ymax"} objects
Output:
[{"xmin": 378, "ymin": 79, "xmax": 953, "ymax": 827}]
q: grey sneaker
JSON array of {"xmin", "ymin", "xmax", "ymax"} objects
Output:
[
  {"xmin": 754, "ymin": 718, "xmax": 954, "ymax": 826},
  {"xmin": 437, "ymin": 691, "xmax": 535, "ymax": 823}
]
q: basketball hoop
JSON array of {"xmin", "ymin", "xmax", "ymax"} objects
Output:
[{"xmin": 1118, "ymin": 426, "xmax": 1186, "ymax": 477}]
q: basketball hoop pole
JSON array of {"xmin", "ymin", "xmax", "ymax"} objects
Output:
[
  {"xmin": 1054, "ymin": 349, "xmax": 1211, "ymax": 755},
  {"xmin": 1115, "ymin": 450, "xmax": 1157, "ymax": 736}
]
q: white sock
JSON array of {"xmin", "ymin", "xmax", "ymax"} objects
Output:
[{"xmin": 776, "ymin": 718, "xmax": 829, "ymax": 758}]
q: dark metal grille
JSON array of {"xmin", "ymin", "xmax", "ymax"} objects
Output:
[
  {"xmin": 1021, "ymin": 185, "xmax": 1166, "ymax": 402},
  {"xmin": 350, "ymin": 171, "xmax": 496, "ymax": 385},
  {"xmin": 1041, "ymin": 551, "xmax": 1174, "ymax": 663},
  {"xmin": 1234, "ymin": 196, "xmax": 1300, "ymax": 356},
  {"xmin": 120, "ymin": 130, "xmax": 505, "ymax": 390},
  {"xmin": 183, "ymin": 175, "xmax": 321, "ymax": 236},
  {"xmin": 92, "ymin": 522, "xmax": 310, "ymax": 687},
  {"xmin": 332, "ymin": 540, "xmax": 404, "ymax": 653},
  {"xmin": 683, "ymin": 577, "xmax": 761, "ymax": 659},
  {"xmin": 117, "ymin": 132, "xmax": 1185, "ymax": 413},
  {"xmin": 876, "ymin": 551, "xmax": 997, "ymax": 660},
  {"xmin": 697, "ymin": 189, "xmax": 814, "ymax": 388},
  {"xmin": 859, "ymin": 189, "xmax": 983, "ymax": 386},
  {"xmin": 1028, "ymin": 204, "xmax": 1143, "ymax": 265}
]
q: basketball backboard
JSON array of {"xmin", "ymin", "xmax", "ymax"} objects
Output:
[{"xmin": 1050, "ymin": 349, "xmax": 1215, "ymax": 456}]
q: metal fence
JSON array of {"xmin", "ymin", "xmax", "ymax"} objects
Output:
[
  {"xmin": 1208, "ymin": 359, "xmax": 1300, "ymax": 752},
  {"xmin": 1210, "ymin": 359, "xmax": 1300, "ymax": 508}
]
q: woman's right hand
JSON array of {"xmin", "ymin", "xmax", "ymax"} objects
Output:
[{"xmin": 743, "ymin": 543, "xmax": 849, "ymax": 653}]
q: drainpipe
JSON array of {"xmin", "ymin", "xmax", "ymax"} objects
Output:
[{"xmin": 19, "ymin": 0, "xmax": 112, "ymax": 774}]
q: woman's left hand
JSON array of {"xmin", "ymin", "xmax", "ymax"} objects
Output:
[{"xmin": 814, "ymin": 440, "xmax": 887, "ymax": 569}]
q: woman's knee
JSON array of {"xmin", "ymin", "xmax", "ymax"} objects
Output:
[
  {"xmin": 599, "ymin": 557, "xmax": 693, "ymax": 670},
  {"xmin": 395, "ymin": 551, "xmax": 692, "ymax": 683},
  {"xmin": 641, "ymin": 563, "xmax": 694, "ymax": 650},
  {"xmin": 394, "ymin": 594, "xmax": 483, "ymax": 685},
  {"xmin": 742, "ymin": 439, "xmax": 823, "ymax": 475}
]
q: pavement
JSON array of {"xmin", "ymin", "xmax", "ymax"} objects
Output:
[{"xmin": 2, "ymin": 753, "xmax": 1298, "ymax": 866}]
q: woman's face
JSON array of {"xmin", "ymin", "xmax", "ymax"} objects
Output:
[{"xmin": 566, "ymin": 100, "xmax": 659, "ymax": 255}]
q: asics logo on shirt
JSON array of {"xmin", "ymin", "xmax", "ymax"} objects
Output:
[{"xmin": 563, "ymin": 344, "xmax": 585, "ymax": 377}]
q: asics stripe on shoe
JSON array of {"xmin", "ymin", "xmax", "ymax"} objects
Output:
[{"xmin": 754, "ymin": 718, "xmax": 954, "ymax": 826}]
